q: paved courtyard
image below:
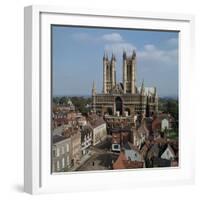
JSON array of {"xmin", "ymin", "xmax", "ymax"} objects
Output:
[{"xmin": 76, "ymin": 137, "xmax": 119, "ymax": 171}]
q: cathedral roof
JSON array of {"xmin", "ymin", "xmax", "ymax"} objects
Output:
[{"xmin": 137, "ymin": 86, "xmax": 156, "ymax": 96}]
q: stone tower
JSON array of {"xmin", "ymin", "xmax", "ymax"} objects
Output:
[
  {"xmin": 123, "ymin": 50, "xmax": 136, "ymax": 94},
  {"xmin": 103, "ymin": 52, "xmax": 116, "ymax": 94},
  {"xmin": 92, "ymin": 81, "xmax": 96, "ymax": 112}
]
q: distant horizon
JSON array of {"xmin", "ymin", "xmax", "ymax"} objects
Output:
[
  {"xmin": 52, "ymin": 94, "xmax": 179, "ymax": 99},
  {"xmin": 52, "ymin": 26, "xmax": 178, "ymax": 97}
]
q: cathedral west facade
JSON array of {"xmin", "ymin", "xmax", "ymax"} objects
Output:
[{"xmin": 92, "ymin": 51, "xmax": 158, "ymax": 117}]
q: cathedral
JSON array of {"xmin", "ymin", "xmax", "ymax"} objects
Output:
[{"xmin": 92, "ymin": 50, "xmax": 158, "ymax": 117}]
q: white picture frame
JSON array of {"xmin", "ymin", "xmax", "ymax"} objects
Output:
[{"xmin": 24, "ymin": 5, "xmax": 195, "ymax": 194}]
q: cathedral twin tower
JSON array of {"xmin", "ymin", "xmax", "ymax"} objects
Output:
[
  {"xmin": 92, "ymin": 49, "xmax": 158, "ymax": 116},
  {"xmin": 103, "ymin": 50, "xmax": 136, "ymax": 94}
]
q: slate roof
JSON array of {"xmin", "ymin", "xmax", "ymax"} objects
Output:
[
  {"xmin": 152, "ymin": 157, "xmax": 171, "ymax": 167},
  {"xmin": 147, "ymin": 144, "xmax": 160, "ymax": 158},
  {"xmin": 53, "ymin": 134, "xmax": 68, "ymax": 144},
  {"xmin": 88, "ymin": 116, "xmax": 106, "ymax": 129},
  {"xmin": 125, "ymin": 149, "xmax": 143, "ymax": 162}
]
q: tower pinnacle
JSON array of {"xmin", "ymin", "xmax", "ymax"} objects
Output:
[
  {"xmin": 140, "ymin": 79, "xmax": 145, "ymax": 95},
  {"xmin": 92, "ymin": 80, "xmax": 96, "ymax": 95}
]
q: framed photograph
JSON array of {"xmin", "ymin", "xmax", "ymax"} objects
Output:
[{"xmin": 24, "ymin": 5, "xmax": 195, "ymax": 194}]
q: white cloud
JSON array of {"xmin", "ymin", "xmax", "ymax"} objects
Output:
[
  {"xmin": 137, "ymin": 44, "xmax": 178, "ymax": 65},
  {"xmin": 72, "ymin": 32, "xmax": 178, "ymax": 66},
  {"xmin": 102, "ymin": 33, "xmax": 124, "ymax": 43},
  {"xmin": 72, "ymin": 32, "xmax": 124, "ymax": 43},
  {"xmin": 144, "ymin": 44, "xmax": 156, "ymax": 51}
]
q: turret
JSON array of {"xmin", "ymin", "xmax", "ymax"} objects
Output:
[
  {"xmin": 92, "ymin": 80, "xmax": 96, "ymax": 96},
  {"xmin": 92, "ymin": 81, "xmax": 96, "ymax": 112},
  {"xmin": 111, "ymin": 53, "xmax": 116, "ymax": 87},
  {"xmin": 111, "ymin": 53, "xmax": 116, "ymax": 61},
  {"xmin": 123, "ymin": 51, "xmax": 127, "ymax": 93},
  {"xmin": 103, "ymin": 51, "xmax": 108, "ymax": 61},
  {"xmin": 140, "ymin": 79, "xmax": 145, "ymax": 96},
  {"xmin": 131, "ymin": 50, "xmax": 136, "ymax": 94},
  {"xmin": 154, "ymin": 87, "xmax": 159, "ymax": 113},
  {"xmin": 132, "ymin": 50, "xmax": 136, "ymax": 59},
  {"xmin": 123, "ymin": 50, "xmax": 136, "ymax": 94},
  {"xmin": 103, "ymin": 52, "xmax": 107, "ymax": 93}
]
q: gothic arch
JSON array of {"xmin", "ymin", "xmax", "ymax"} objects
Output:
[{"xmin": 115, "ymin": 96, "xmax": 123, "ymax": 115}]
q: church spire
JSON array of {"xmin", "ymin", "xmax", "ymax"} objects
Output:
[
  {"xmin": 154, "ymin": 87, "xmax": 158, "ymax": 98},
  {"xmin": 92, "ymin": 80, "xmax": 96, "ymax": 96},
  {"xmin": 103, "ymin": 51, "xmax": 108, "ymax": 60},
  {"xmin": 92, "ymin": 80, "xmax": 96, "ymax": 113},
  {"xmin": 111, "ymin": 53, "xmax": 116, "ymax": 61},
  {"xmin": 132, "ymin": 50, "xmax": 136, "ymax": 59},
  {"xmin": 140, "ymin": 79, "xmax": 145, "ymax": 95}
]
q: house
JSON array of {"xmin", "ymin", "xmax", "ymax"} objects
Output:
[
  {"xmin": 140, "ymin": 142, "xmax": 149, "ymax": 159},
  {"xmin": 62, "ymin": 126, "xmax": 81, "ymax": 167},
  {"xmin": 133, "ymin": 120, "xmax": 149, "ymax": 148},
  {"xmin": 52, "ymin": 111, "xmax": 68, "ymax": 128},
  {"xmin": 111, "ymin": 130, "xmax": 130, "ymax": 152},
  {"xmin": 113, "ymin": 149, "xmax": 145, "ymax": 169},
  {"xmin": 161, "ymin": 144, "xmax": 176, "ymax": 160},
  {"xmin": 151, "ymin": 157, "xmax": 171, "ymax": 168},
  {"xmin": 146, "ymin": 143, "xmax": 160, "ymax": 160},
  {"xmin": 152, "ymin": 113, "xmax": 174, "ymax": 133},
  {"xmin": 161, "ymin": 118, "xmax": 169, "ymax": 131},
  {"xmin": 80, "ymin": 126, "xmax": 93, "ymax": 156},
  {"xmin": 52, "ymin": 134, "xmax": 72, "ymax": 172},
  {"xmin": 76, "ymin": 114, "xmax": 87, "ymax": 127},
  {"xmin": 70, "ymin": 128, "xmax": 81, "ymax": 167},
  {"xmin": 145, "ymin": 142, "xmax": 178, "ymax": 168},
  {"xmin": 88, "ymin": 114, "xmax": 107, "ymax": 146}
]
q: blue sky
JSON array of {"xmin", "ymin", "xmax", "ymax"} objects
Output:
[{"xmin": 52, "ymin": 26, "xmax": 178, "ymax": 97}]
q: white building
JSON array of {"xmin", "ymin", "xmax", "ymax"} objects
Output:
[
  {"xmin": 161, "ymin": 118, "xmax": 169, "ymax": 132},
  {"xmin": 88, "ymin": 115, "xmax": 107, "ymax": 146},
  {"xmin": 52, "ymin": 135, "xmax": 71, "ymax": 172}
]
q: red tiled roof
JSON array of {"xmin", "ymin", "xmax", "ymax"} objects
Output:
[
  {"xmin": 113, "ymin": 152, "xmax": 127, "ymax": 169},
  {"xmin": 113, "ymin": 152, "xmax": 144, "ymax": 169}
]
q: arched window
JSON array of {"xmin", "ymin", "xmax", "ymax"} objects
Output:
[{"xmin": 115, "ymin": 97, "xmax": 123, "ymax": 115}]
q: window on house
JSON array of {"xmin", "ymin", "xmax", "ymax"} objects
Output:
[
  {"xmin": 56, "ymin": 147, "xmax": 60, "ymax": 157},
  {"xmin": 67, "ymin": 156, "xmax": 70, "ymax": 166},
  {"xmin": 57, "ymin": 160, "xmax": 60, "ymax": 170},
  {"xmin": 61, "ymin": 146, "xmax": 65, "ymax": 154},
  {"xmin": 52, "ymin": 149, "xmax": 56, "ymax": 157},
  {"xmin": 66, "ymin": 144, "xmax": 69, "ymax": 152},
  {"xmin": 62, "ymin": 157, "xmax": 65, "ymax": 168}
]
